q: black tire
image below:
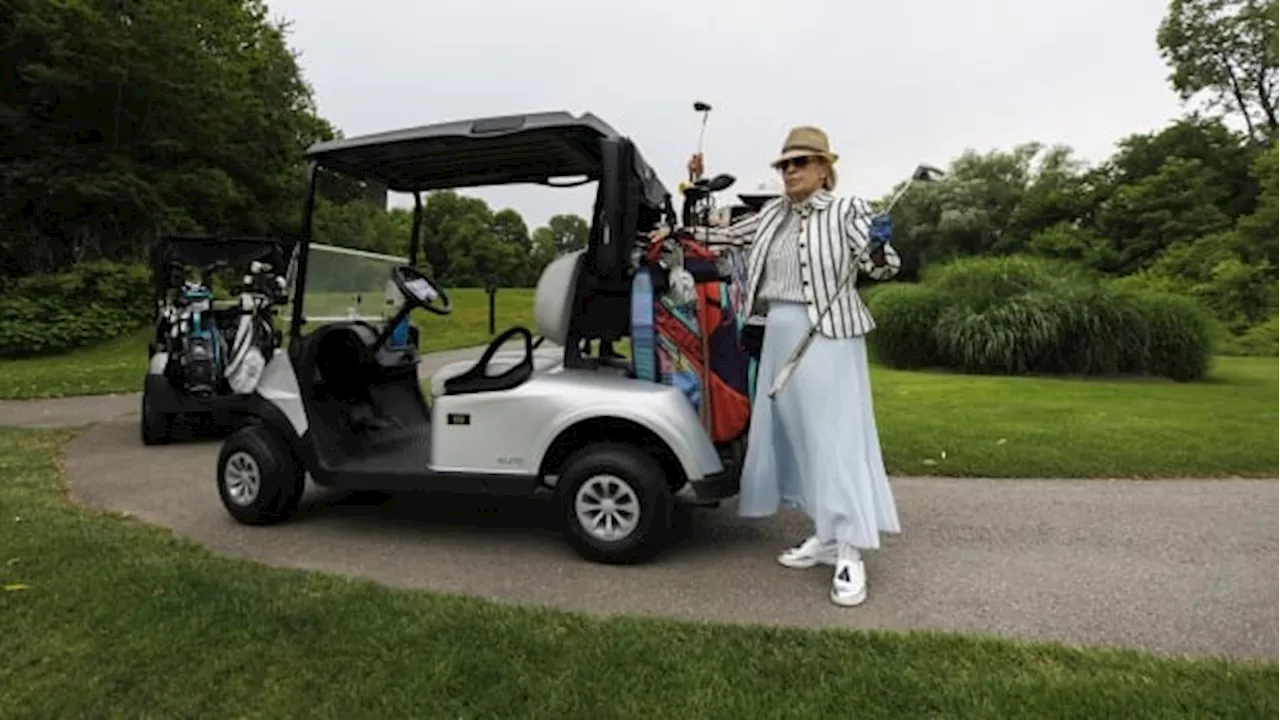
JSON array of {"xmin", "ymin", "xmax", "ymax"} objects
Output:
[
  {"xmin": 558, "ymin": 443, "xmax": 674, "ymax": 565},
  {"xmin": 216, "ymin": 425, "xmax": 305, "ymax": 526},
  {"xmin": 139, "ymin": 391, "xmax": 171, "ymax": 446}
]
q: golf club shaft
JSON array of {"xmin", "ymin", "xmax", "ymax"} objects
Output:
[{"xmin": 694, "ymin": 114, "xmax": 709, "ymax": 171}]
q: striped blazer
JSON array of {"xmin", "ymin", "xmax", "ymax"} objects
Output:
[{"xmin": 699, "ymin": 189, "xmax": 901, "ymax": 338}]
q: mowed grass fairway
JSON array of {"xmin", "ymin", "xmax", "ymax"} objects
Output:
[
  {"xmin": 871, "ymin": 356, "xmax": 1277, "ymax": 478},
  {"xmin": 0, "ymin": 289, "xmax": 1274, "ymax": 478},
  {"xmin": 0, "ymin": 427, "xmax": 1274, "ymax": 719}
]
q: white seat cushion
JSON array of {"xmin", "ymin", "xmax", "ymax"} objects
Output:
[{"xmin": 429, "ymin": 347, "xmax": 562, "ymax": 397}]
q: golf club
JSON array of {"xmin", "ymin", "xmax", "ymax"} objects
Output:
[
  {"xmin": 692, "ymin": 101, "xmax": 712, "ymax": 180},
  {"xmin": 766, "ymin": 162, "xmax": 946, "ymax": 399},
  {"xmin": 877, "ymin": 163, "xmax": 946, "ymax": 214}
]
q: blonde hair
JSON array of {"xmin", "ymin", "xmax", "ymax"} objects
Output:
[{"xmin": 820, "ymin": 158, "xmax": 837, "ymax": 190}]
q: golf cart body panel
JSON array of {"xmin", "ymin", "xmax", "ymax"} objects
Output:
[
  {"xmin": 431, "ymin": 368, "xmax": 724, "ymax": 480},
  {"xmin": 254, "ymin": 347, "xmax": 309, "ymax": 436}
]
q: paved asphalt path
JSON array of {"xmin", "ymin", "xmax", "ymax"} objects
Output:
[{"xmin": 2, "ymin": 345, "xmax": 1276, "ymax": 660}]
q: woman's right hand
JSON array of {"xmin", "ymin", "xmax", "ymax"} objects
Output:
[
  {"xmin": 648, "ymin": 225, "xmax": 671, "ymax": 244},
  {"xmin": 687, "ymin": 153, "xmax": 704, "ymax": 179}
]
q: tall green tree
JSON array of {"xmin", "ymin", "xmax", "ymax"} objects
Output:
[
  {"xmin": 0, "ymin": 0, "xmax": 333, "ymax": 278},
  {"xmin": 1157, "ymin": 0, "xmax": 1279, "ymax": 142}
]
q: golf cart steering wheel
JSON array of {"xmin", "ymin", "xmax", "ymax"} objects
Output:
[{"xmin": 391, "ymin": 265, "xmax": 452, "ymax": 316}]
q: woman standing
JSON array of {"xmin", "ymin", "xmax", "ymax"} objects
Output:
[{"xmin": 661, "ymin": 126, "xmax": 901, "ymax": 606}]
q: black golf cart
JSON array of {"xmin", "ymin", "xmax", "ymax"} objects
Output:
[
  {"xmin": 142, "ymin": 235, "xmax": 289, "ymax": 445},
  {"xmin": 214, "ymin": 111, "xmax": 746, "ymax": 564}
]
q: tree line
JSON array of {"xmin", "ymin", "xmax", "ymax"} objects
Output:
[
  {"xmin": 0, "ymin": 0, "xmax": 1274, "ymax": 351},
  {"xmin": 0, "ymin": 0, "xmax": 588, "ymax": 290}
]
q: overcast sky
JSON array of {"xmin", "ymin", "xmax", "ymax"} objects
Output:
[{"xmin": 263, "ymin": 0, "xmax": 1186, "ymax": 230}]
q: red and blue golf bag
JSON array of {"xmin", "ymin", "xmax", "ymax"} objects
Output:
[{"xmin": 630, "ymin": 231, "xmax": 752, "ymax": 444}]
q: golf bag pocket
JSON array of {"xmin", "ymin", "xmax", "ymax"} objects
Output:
[{"xmin": 182, "ymin": 333, "xmax": 218, "ymax": 396}]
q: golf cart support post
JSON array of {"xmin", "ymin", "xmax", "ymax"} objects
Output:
[{"xmin": 222, "ymin": 111, "xmax": 739, "ymax": 564}]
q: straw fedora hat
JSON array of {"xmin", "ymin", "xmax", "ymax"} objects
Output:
[{"xmin": 771, "ymin": 125, "xmax": 839, "ymax": 189}]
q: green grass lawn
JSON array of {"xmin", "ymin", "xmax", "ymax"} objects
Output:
[
  {"xmin": 870, "ymin": 356, "xmax": 1278, "ymax": 478},
  {"xmin": 0, "ymin": 427, "xmax": 1273, "ymax": 719}
]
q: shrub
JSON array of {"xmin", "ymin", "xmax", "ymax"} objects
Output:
[
  {"xmin": 1218, "ymin": 315, "xmax": 1280, "ymax": 356},
  {"xmin": 867, "ymin": 254, "xmax": 1216, "ymax": 381},
  {"xmin": 0, "ymin": 261, "xmax": 152, "ymax": 358},
  {"xmin": 864, "ymin": 283, "xmax": 945, "ymax": 368},
  {"xmin": 1113, "ymin": 288, "xmax": 1215, "ymax": 381}
]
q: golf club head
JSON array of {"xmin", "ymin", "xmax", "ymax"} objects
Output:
[
  {"xmin": 705, "ymin": 173, "xmax": 735, "ymax": 192},
  {"xmin": 694, "ymin": 101, "xmax": 712, "ymax": 113},
  {"xmin": 912, "ymin": 164, "xmax": 946, "ymax": 182}
]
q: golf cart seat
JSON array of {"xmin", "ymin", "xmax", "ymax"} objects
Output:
[{"xmin": 429, "ymin": 250, "xmax": 582, "ymax": 397}]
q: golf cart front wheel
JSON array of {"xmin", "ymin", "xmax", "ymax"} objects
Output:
[
  {"xmin": 216, "ymin": 425, "xmax": 304, "ymax": 526},
  {"xmin": 558, "ymin": 443, "xmax": 673, "ymax": 565}
]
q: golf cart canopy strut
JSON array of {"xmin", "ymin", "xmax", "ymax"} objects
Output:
[{"xmin": 304, "ymin": 111, "xmax": 669, "ymax": 207}]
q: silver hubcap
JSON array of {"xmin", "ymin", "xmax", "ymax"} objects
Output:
[
  {"xmin": 574, "ymin": 474, "xmax": 641, "ymax": 542},
  {"xmin": 224, "ymin": 451, "xmax": 262, "ymax": 506}
]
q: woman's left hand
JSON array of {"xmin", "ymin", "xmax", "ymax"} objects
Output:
[{"xmin": 869, "ymin": 213, "xmax": 893, "ymax": 243}]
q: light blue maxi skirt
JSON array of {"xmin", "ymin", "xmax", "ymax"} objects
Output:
[{"xmin": 737, "ymin": 301, "xmax": 902, "ymax": 549}]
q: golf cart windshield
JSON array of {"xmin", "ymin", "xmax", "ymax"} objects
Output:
[{"xmin": 289, "ymin": 243, "xmax": 407, "ymax": 324}]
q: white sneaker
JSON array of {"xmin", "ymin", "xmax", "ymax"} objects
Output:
[
  {"xmin": 777, "ymin": 536, "xmax": 837, "ymax": 569},
  {"xmin": 830, "ymin": 545, "xmax": 867, "ymax": 606}
]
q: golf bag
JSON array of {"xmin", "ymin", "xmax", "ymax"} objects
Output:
[
  {"xmin": 223, "ymin": 261, "xmax": 287, "ymax": 395},
  {"xmin": 631, "ymin": 232, "xmax": 752, "ymax": 444},
  {"xmin": 167, "ymin": 280, "xmax": 224, "ymax": 397}
]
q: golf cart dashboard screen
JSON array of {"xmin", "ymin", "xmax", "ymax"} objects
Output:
[{"xmin": 405, "ymin": 278, "xmax": 438, "ymax": 302}]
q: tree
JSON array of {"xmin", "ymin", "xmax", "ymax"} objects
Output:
[
  {"xmin": 543, "ymin": 214, "xmax": 589, "ymax": 254},
  {"xmin": 1103, "ymin": 116, "xmax": 1263, "ymax": 223},
  {"xmin": 1233, "ymin": 141, "xmax": 1279, "ymax": 267},
  {"xmin": 886, "ymin": 142, "xmax": 1102, "ymax": 271},
  {"xmin": 0, "ymin": 0, "xmax": 333, "ymax": 278},
  {"xmin": 1094, "ymin": 156, "xmax": 1234, "ymax": 273},
  {"xmin": 1157, "ymin": 0, "xmax": 1279, "ymax": 142}
]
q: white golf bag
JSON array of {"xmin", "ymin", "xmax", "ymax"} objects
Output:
[{"xmin": 224, "ymin": 261, "xmax": 286, "ymax": 395}]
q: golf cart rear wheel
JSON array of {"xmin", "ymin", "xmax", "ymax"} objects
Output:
[
  {"xmin": 216, "ymin": 425, "xmax": 304, "ymax": 525},
  {"xmin": 140, "ymin": 392, "xmax": 171, "ymax": 446},
  {"xmin": 558, "ymin": 443, "xmax": 673, "ymax": 565}
]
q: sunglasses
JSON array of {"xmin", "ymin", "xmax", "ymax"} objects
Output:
[{"xmin": 774, "ymin": 156, "xmax": 815, "ymax": 172}]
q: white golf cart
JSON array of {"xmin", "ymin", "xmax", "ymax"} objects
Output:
[{"xmin": 215, "ymin": 112, "xmax": 742, "ymax": 564}]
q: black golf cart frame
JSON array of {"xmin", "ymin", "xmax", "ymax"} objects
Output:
[{"xmin": 289, "ymin": 112, "xmax": 674, "ymax": 369}]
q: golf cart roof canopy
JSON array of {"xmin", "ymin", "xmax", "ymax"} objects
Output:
[
  {"xmin": 304, "ymin": 111, "xmax": 669, "ymax": 207},
  {"xmin": 152, "ymin": 235, "xmax": 286, "ymax": 277}
]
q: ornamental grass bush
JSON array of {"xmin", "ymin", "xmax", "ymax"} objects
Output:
[{"xmin": 865, "ymin": 255, "xmax": 1214, "ymax": 381}]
